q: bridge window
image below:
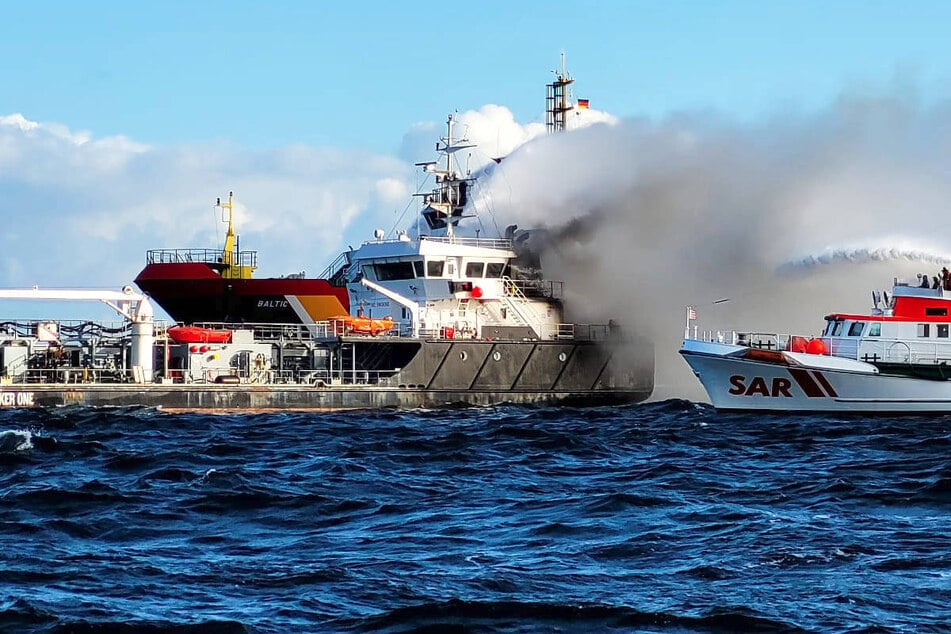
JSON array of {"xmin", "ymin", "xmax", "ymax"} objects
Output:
[
  {"xmin": 939, "ymin": 324, "xmax": 949, "ymax": 338},
  {"xmin": 413, "ymin": 260, "xmax": 424, "ymax": 277},
  {"xmin": 848, "ymin": 322, "xmax": 865, "ymax": 336},
  {"xmin": 486, "ymin": 262, "xmax": 505, "ymax": 278},
  {"xmin": 375, "ymin": 262, "xmax": 416, "ymax": 281},
  {"xmin": 868, "ymin": 323, "xmax": 881, "ymax": 336},
  {"xmin": 831, "ymin": 320, "xmax": 844, "ymax": 336},
  {"xmin": 926, "ymin": 307, "xmax": 948, "ymax": 316},
  {"xmin": 918, "ymin": 323, "xmax": 930, "ymax": 338},
  {"xmin": 466, "ymin": 261, "xmax": 485, "ymax": 277},
  {"xmin": 427, "ymin": 260, "xmax": 445, "ymax": 277},
  {"xmin": 823, "ymin": 319, "xmax": 836, "ymax": 336}
]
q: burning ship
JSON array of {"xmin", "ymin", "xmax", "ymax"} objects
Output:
[{"xmin": 0, "ymin": 65, "xmax": 654, "ymax": 411}]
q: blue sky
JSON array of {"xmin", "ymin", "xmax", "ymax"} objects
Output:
[{"xmin": 4, "ymin": 1, "xmax": 950, "ymax": 150}]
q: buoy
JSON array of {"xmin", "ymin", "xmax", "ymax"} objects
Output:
[
  {"xmin": 471, "ymin": 286, "xmax": 484, "ymax": 299},
  {"xmin": 806, "ymin": 338, "xmax": 827, "ymax": 355},
  {"xmin": 789, "ymin": 336, "xmax": 808, "ymax": 353}
]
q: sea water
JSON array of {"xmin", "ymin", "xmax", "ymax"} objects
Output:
[{"xmin": 0, "ymin": 402, "xmax": 949, "ymax": 632}]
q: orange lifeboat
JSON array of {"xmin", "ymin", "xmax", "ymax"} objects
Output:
[
  {"xmin": 330, "ymin": 315, "xmax": 395, "ymax": 336},
  {"xmin": 167, "ymin": 325, "xmax": 233, "ymax": 344}
]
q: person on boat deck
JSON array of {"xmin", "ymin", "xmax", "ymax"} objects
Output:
[
  {"xmin": 933, "ymin": 275, "xmax": 942, "ymax": 290},
  {"xmin": 919, "ymin": 273, "xmax": 930, "ymax": 288},
  {"xmin": 943, "ymin": 267, "xmax": 951, "ymax": 291}
]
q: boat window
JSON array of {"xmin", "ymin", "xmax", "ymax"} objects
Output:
[
  {"xmin": 413, "ymin": 260, "xmax": 424, "ymax": 278},
  {"xmin": 486, "ymin": 262, "xmax": 505, "ymax": 278},
  {"xmin": 466, "ymin": 261, "xmax": 485, "ymax": 277},
  {"xmin": 848, "ymin": 322, "xmax": 865, "ymax": 336},
  {"xmin": 427, "ymin": 260, "xmax": 445, "ymax": 277},
  {"xmin": 868, "ymin": 323, "xmax": 881, "ymax": 337},
  {"xmin": 926, "ymin": 307, "xmax": 948, "ymax": 316},
  {"xmin": 918, "ymin": 323, "xmax": 930, "ymax": 338},
  {"xmin": 374, "ymin": 262, "xmax": 416, "ymax": 281},
  {"xmin": 447, "ymin": 262, "xmax": 455, "ymax": 275},
  {"xmin": 939, "ymin": 324, "xmax": 949, "ymax": 338},
  {"xmin": 823, "ymin": 319, "xmax": 836, "ymax": 336},
  {"xmin": 831, "ymin": 320, "xmax": 844, "ymax": 336}
]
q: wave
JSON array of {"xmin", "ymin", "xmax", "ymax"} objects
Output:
[
  {"xmin": 344, "ymin": 599, "xmax": 806, "ymax": 633},
  {"xmin": 0, "ymin": 429, "xmax": 33, "ymax": 452},
  {"xmin": 0, "ymin": 598, "xmax": 251, "ymax": 633}
]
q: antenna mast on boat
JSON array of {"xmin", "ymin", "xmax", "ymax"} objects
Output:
[
  {"xmin": 216, "ymin": 192, "xmax": 256, "ymax": 280},
  {"xmin": 417, "ymin": 115, "xmax": 474, "ymax": 236},
  {"xmin": 546, "ymin": 52, "xmax": 574, "ymax": 134}
]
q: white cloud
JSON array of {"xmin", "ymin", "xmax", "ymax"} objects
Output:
[{"xmin": 0, "ymin": 115, "xmax": 413, "ymax": 299}]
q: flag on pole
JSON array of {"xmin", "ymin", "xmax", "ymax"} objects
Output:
[
  {"xmin": 687, "ymin": 306, "xmax": 697, "ymax": 320},
  {"xmin": 577, "ymin": 98, "xmax": 590, "ymax": 109}
]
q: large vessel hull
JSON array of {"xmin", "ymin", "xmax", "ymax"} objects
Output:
[
  {"xmin": 134, "ymin": 263, "xmax": 349, "ymax": 324},
  {"xmin": 681, "ymin": 339, "xmax": 951, "ymax": 412},
  {"xmin": 0, "ymin": 385, "xmax": 647, "ymax": 411},
  {"xmin": 0, "ymin": 337, "xmax": 653, "ymax": 412}
]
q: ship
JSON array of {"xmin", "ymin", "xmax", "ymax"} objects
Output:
[
  {"xmin": 133, "ymin": 191, "xmax": 350, "ymax": 325},
  {"xmin": 0, "ymin": 86, "xmax": 654, "ymax": 411},
  {"xmin": 680, "ymin": 273, "xmax": 951, "ymax": 412}
]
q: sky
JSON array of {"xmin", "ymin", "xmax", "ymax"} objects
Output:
[{"xmin": 4, "ymin": 1, "xmax": 951, "ymax": 399}]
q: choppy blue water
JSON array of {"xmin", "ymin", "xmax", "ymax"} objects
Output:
[{"xmin": 0, "ymin": 402, "xmax": 949, "ymax": 633}]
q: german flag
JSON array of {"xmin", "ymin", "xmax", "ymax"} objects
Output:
[{"xmin": 577, "ymin": 98, "xmax": 590, "ymax": 109}]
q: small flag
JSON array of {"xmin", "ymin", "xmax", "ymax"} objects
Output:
[
  {"xmin": 577, "ymin": 98, "xmax": 589, "ymax": 109},
  {"xmin": 688, "ymin": 307, "xmax": 697, "ymax": 320}
]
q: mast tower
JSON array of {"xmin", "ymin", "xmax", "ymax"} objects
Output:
[{"xmin": 546, "ymin": 53, "xmax": 574, "ymax": 133}]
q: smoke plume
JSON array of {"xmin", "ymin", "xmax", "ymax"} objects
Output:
[{"xmin": 471, "ymin": 90, "xmax": 951, "ymax": 400}]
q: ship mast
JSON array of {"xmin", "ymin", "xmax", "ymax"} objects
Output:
[
  {"xmin": 216, "ymin": 192, "xmax": 256, "ymax": 280},
  {"xmin": 546, "ymin": 52, "xmax": 574, "ymax": 133},
  {"xmin": 417, "ymin": 115, "xmax": 474, "ymax": 236}
]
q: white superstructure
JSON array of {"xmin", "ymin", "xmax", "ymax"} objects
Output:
[{"xmin": 332, "ymin": 116, "xmax": 567, "ymax": 342}]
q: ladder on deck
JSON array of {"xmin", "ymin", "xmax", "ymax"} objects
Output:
[{"xmin": 501, "ymin": 276, "xmax": 545, "ymax": 339}]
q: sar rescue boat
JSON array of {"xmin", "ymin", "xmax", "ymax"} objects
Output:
[{"xmin": 681, "ymin": 276, "xmax": 951, "ymax": 412}]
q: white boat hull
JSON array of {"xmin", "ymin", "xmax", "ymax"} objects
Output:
[{"xmin": 681, "ymin": 339, "xmax": 951, "ymax": 412}]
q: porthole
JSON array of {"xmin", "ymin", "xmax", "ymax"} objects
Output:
[
  {"xmin": 492, "ymin": 351, "xmax": 502, "ymax": 361},
  {"xmin": 558, "ymin": 352, "xmax": 567, "ymax": 362},
  {"xmin": 459, "ymin": 351, "xmax": 468, "ymax": 361}
]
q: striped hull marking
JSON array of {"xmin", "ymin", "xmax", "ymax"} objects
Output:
[{"xmin": 788, "ymin": 368, "xmax": 838, "ymax": 398}]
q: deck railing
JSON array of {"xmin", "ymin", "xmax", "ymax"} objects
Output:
[
  {"xmin": 145, "ymin": 248, "xmax": 258, "ymax": 269},
  {"xmin": 689, "ymin": 329, "xmax": 951, "ymax": 365}
]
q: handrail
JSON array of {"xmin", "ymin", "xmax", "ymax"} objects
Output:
[
  {"xmin": 319, "ymin": 251, "xmax": 351, "ymax": 280},
  {"xmin": 146, "ymin": 248, "xmax": 257, "ymax": 268},
  {"xmin": 500, "ymin": 276, "xmax": 545, "ymax": 338},
  {"xmin": 420, "ymin": 236, "xmax": 514, "ymax": 250},
  {"xmin": 690, "ymin": 329, "xmax": 951, "ymax": 365}
]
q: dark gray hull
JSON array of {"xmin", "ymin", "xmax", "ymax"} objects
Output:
[
  {"xmin": 11, "ymin": 384, "xmax": 648, "ymax": 411},
  {"xmin": 0, "ymin": 337, "xmax": 653, "ymax": 412}
]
